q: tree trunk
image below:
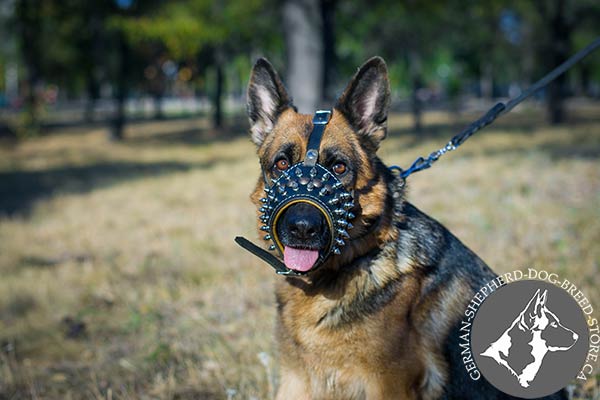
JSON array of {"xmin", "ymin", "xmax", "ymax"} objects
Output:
[
  {"xmin": 111, "ymin": 32, "xmax": 129, "ymax": 140},
  {"xmin": 283, "ymin": 0, "xmax": 323, "ymax": 113},
  {"xmin": 409, "ymin": 51, "xmax": 423, "ymax": 133},
  {"xmin": 153, "ymin": 93, "xmax": 164, "ymax": 120},
  {"xmin": 213, "ymin": 61, "xmax": 224, "ymax": 129},
  {"xmin": 83, "ymin": 8, "xmax": 101, "ymax": 123},
  {"xmin": 578, "ymin": 64, "xmax": 591, "ymax": 97},
  {"xmin": 321, "ymin": 0, "xmax": 336, "ymax": 104},
  {"xmin": 16, "ymin": 0, "xmax": 43, "ymax": 136},
  {"xmin": 84, "ymin": 77, "xmax": 99, "ymax": 123},
  {"xmin": 544, "ymin": 0, "xmax": 571, "ymax": 125},
  {"xmin": 480, "ymin": 61, "xmax": 493, "ymax": 99}
]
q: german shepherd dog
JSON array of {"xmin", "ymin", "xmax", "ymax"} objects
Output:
[{"xmin": 245, "ymin": 57, "xmax": 566, "ymax": 399}]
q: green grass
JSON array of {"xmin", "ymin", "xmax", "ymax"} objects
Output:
[{"xmin": 0, "ymin": 105, "xmax": 599, "ymax": 399}]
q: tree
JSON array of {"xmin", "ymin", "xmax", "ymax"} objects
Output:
[
  {"xmin": 337, "ymin": 1, "xmax": 449, "ymax": 132},
  {"xmin": 14, "ymin": 0, "xmax": 43, "ymax": 136},
  {"xmin": 518, "ymin": 0, "xmax": 600, "ymax": 124},
  {"xmin": 115, "ymin": 0, "xmax": 279, "ymax": 129},
  {"xmin": 282, "ymin": 0, "xmax": 323, "ymax": 113}
]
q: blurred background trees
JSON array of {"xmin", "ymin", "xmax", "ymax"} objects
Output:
[{"xmin": 0, "ymin": 0, "xmax": 598, "ymax": 139}]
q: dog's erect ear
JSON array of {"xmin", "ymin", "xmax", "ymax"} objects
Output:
[
  {"xmin": 534, "ymin": 289, "xmax": 548, "ymax": 316},
  {"xmin": 335, "ymin": 57, "xmax": 391, "ymax": 148},
  {"xmin": 247, "ymin": 58, "xmax": 293, "ymax": 146},
  {"xmin": 520, "ymin": 289, "xmax": 543, "ymax": 329}
]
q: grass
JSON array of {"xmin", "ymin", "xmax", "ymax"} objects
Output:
[{"xmin": 0, "ymin": 104, "xmax": 599, "ymax": 399}]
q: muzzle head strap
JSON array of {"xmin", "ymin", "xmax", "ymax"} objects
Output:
[{"xmin": 304, "ymin": 110, "xmax": 332, "ymax": 166}]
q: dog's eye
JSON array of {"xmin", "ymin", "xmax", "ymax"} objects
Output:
[
  {"xmin": 275, "ymin": 158, "xmax": 289, "ymax": 171},
  {"xmin": 332, "ymin": 162, "xmax": 347, "ymax": 175}
]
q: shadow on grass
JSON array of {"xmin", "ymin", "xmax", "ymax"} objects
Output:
[
  {"xmin": 123, "ymin": 117, "xmax": 249, "ymax": 147},
  {"xmin": 125, "ymin": 127, "xmax": 246, "ymax": 147},
  {"xmin": 0, "ymin": 159, "xmax": 225, "ymax": 216}
]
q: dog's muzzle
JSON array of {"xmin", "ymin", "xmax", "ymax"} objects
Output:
[{"xmin": 235, "ymin": 110, "xmax": 356, "ymax": 276}]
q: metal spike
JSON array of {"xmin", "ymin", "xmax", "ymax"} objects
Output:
[
  {"xmin": 309, "ymin": 167, "xmax": 317, "ymax": 178},
  {"xmin": 335, "ymin": 238, "xmax": 345, "ymax": 246},
  {"xmin": 264, "ymin": 187, "xmax": 271, "ymax": 194},
  {"xmin": 277, "ymin": 185, "xmax": 285, "ymax": 194},
  {"xmin": 328, "ymin": 197, "xmax": 340, "ymax": 206},
  {"xmin": 319, "ymin": 187, "xmax": 329, "ymax": 196},
  {"xmin": 338, "ymin": 229, "xmax": 350, "ymax": 239},
  {"xmin": 260, "ymin": 225, "xmax": 270, "ymax": 231},
  {"xmin": 347, "ymin": 222, "xmax": 354, "ymax": 230},
  {"xmin": 333, "ymin": 247, "xmax": 341, "ymax": 255},
  {"xmin": 347, "ymin": 212, "xmax": 355, "ymax": 219},
  {"xmin": 334, "ymin": 209, "xmax": 346, "ymax": 216},
  {"xmin": 263, "ymin": 234, "xmax": 271, "ymax": 241},
  {"xmin": 340, "ymin": 192, "xmax": 351, "ymax": 200},
  {"xmin": 343, "ymin": 202, "xmax": 354, "ymax": 210},
  {"xmin": 322, "ymin": 172, "xmax": 331, "ymax": 181},
  {"xmin": 295, "ymin": 168, "xmax": 302, "ymax": 177},
  {"xmin": 260, "ymin": 216, "xmax": 269, "ymax": 222},
  {"xmin": 336, "ymin": 219, "xmax": 348, "ymax": 227},
  {"xmin": 332, "ymin": 182, "xmax": 343, "ymax": 190},
  {"xmin": 259, "ymin": 206, "xmax": 272, "ymax": 213},
  {"xmin": 260, "ymin": 197, "xmax": 268, "ymax": 203},
  {"xmin": 269, "ymin": 245, "xmax": 276, "ymax": 251},
  {"xmin": 287, "ymin": 181, "xmax": 299, "ymax": 191},
  {"xmin": 271, "ymin": 178, "xmax": 277, "ymax": 185}
]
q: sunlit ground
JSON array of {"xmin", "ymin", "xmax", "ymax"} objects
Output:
[{"xmin": 0, "ymin": 103, "xmax": 598, "ymax": 399}]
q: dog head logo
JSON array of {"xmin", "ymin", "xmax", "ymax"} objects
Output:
[
  {"xmin": 244, "ymin": 57, "xmax": 398, "ymax": 275},
  {"xmin": 480, "ymin": 288, "xmax": 579, "ymax": 388}
]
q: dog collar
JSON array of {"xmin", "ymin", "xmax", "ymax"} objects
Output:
[{"xmin": 235, "ymin": 110, "xmax": 356, "ymax": 276}]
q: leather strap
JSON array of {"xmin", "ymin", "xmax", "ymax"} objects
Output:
[
  {"xmin": 304, "ymin": 110, "xmax": 331, "ymax": 166},
  {"xmin": 235, "ymin": 236, "xmax": 304, "ymax": 275}
]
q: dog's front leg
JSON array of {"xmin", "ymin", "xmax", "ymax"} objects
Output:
[{"xmin": 276, "ymin": 368, "xmax": 311, "ymax": 400}]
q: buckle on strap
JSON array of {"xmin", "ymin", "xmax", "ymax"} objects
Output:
[{"xmin": 304, "ymin": 110, "xmax": 331, "ymax": 167}]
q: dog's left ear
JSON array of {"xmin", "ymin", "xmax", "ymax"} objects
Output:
[
  {"xmin": 335, "ymin": 57, "xmax": 391, "ymax": 148},
  {"xmin": 247, "ymin": 58, "xmax": 294, "ymax": 146}
]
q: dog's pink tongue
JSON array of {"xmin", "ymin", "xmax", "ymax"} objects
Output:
[{"xmin": 284, "ymin": 246, "xmax": 319, "ymax": 272}]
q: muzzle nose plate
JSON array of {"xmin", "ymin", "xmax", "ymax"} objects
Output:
[{"xmin": 259, "ymin": 162, "xmax": 355, "ymax": 263}]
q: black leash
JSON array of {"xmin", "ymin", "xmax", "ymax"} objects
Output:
[{"xmin": 394, "ymin": 36, "xmax": 600, "ymax": 180}]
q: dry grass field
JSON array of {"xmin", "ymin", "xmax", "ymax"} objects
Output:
[{"xmin": 0, "ymin": 104, "xmax": 599, "ymax": 399}]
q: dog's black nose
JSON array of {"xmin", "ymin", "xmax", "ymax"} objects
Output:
[{"xmin": 279, "ymin": 202, "xmax": 327, "ymax": 246}]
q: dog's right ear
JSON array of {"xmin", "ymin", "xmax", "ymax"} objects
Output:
[
  {"xmin": 534, "ymin": 289, "xmax": 548, "ymax": 316},
  {"xmin": 247, "ymin": 58, "xmax": 293, "ymax": 146}
]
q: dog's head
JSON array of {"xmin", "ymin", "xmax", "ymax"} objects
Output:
[
  {"xmin": 247, "ymin": 57, "xmax": 400, "ymax": 275},
  {"xmin": 520, "ymin": 289, "xmax": 579, "ymax": 351}
]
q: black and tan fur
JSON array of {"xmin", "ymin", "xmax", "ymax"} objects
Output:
[{"xmin": 245, "ymin": 57, "xmax": 566, "ymax": 400}]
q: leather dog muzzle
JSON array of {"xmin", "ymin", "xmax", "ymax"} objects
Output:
[{"xmin": 235, "ymin": 110, "xmax": 356, "ymax": 276}]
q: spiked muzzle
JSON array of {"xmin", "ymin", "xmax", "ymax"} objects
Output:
[{"xmin": 235, "ymin": 110, "xmax": 356, "ymax": 276}]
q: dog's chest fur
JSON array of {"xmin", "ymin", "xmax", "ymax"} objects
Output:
[{"xmin": 274, "ymin": 246, "xmax": 455, "ymax": 400}]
